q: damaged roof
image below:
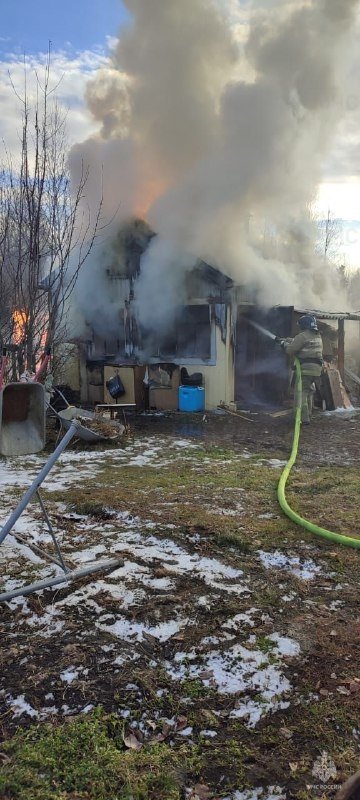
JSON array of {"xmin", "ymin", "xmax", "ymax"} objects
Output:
[
  {"xmin": 294, "ymin": 308, "xmax": 360, "ymax": 322},
  {"xmin": 192, "ymin": 260, "xmax": 234, "ymax": 289}
]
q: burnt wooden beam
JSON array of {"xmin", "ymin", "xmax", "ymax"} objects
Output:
[{"xmin": 337, "ymin": 317, "xmax": 345, "ymax": 383}]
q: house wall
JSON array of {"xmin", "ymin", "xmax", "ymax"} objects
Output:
[
  {"xmin": 77, "ymin": 313, "xmax": 235, "ymax": 411},
  {"xmin": 76, "ymin": 289, "xmax": 236, "ymax": 409},
  {"xmin": 54, "ymin": 344, "xmax": 81, "ymax": 390},
  {"xmin": 178, "ymin": 309, "xmax": 234, "ymax": 410}
]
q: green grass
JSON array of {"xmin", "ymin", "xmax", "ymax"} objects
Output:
[
  {"xmin": 8, "ymin": 435, "xmax": 359, "ymax": 799},
  {"xmin": 0, "ymin": 709, "xmax": 193, "ymax": 800},
  {"xmin": 44, "ymin": 447, "xmax": 360, "ymax": 564}
]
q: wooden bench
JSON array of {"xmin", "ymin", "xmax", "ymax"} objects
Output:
[{"xmin": 95, "ymin": 403, "xmax": 137, "ymax": 424}]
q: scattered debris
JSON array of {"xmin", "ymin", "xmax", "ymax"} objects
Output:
[{"xmin": 76, "ymin": 415, "xmax": 124, "ymax": 438}]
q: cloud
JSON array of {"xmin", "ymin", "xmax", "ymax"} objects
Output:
[
  {"xmin": 321, "ymin": 43, "xmax": 360, "ymax": 183},
  {"xmin": 0, "ymin": 48, "xmax": 106, "ymax": 159}
]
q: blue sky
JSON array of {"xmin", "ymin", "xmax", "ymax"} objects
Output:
[
  {"xmin": 0, "ymin": 0, "xmax": 130, "ymax": 155},
  {"xmin": 0, "ymin": 0, "xmax": 129, "ymax": 56}
]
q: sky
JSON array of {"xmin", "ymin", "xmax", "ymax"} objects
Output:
[
  {"xmin": 0, "ymin": 0, "xmax": 130, "ymax": 166},
  {"xmin": 0, "ymin": 0, "xmax": 130, "ymax": 56},
  {"xmin": 1, "ymin": 0, "xmax": 360, "ymax": 269}
]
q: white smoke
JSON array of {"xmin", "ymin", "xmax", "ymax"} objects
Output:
[{"xmin": 71, "ymin": 0, "xmax": 360, "ymax": 334}]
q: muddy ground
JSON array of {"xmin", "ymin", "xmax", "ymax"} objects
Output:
[
  {"xmin": 0, "ymin": 408, "xmax": 359, "ymax": 800},
  {"xmin": 132, "ymin": 406, "xmax": 360, "ymax": 465}
]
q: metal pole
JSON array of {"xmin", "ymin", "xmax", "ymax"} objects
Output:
[
  {"xmin": 0, "ymin": 421, "xmax": 80, "ymax": 547},
  {"xmin": 36, "ymin": 490, "xmax": 69, "ymax": 573},
  {"xmin": 0, "ymin": 558, "xmax": 122, "ymax": 603},
  {"xmin": 10, "ymin": 531, "xmax": 71, "ymax": 570}
]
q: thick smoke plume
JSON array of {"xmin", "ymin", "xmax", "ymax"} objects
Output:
[{"xmin": 71, "ymin": 0, "xmax": 360, "ymax": 337}]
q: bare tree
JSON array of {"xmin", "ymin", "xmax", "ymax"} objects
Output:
[
  {"xmin": 0, "ymin": 51, "xmax": 103, "ymax": 379},
  {"xmin": 320, "ymin": 208, "xmax": 343, "ymax": 264},
  {"xmin": 0, "ymin": 182, "xmax": 9, "ymax": 333}
]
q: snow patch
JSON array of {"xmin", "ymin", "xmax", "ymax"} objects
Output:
[
  {"xmin": 60, "ymin": 668, "xmax": 79, "ymax": 684},
  {"xmin": 98, "ymin": 616, "xmax": 188, "ymax": 643},
  {"xmin": 263, "ymin": 459, "xmax": 287, "ymax": 468},
  {"xmin": 167, "ymin": 638, "xmax": 299, "ymax": 727},
  {"xmin": 7, "ymin": 694, "xmax": 38, "ymax": 718},
  {"xmin": 225, "ymin": 789, "xmax": 286, "ymax": 800},
  {"xmin": 258, "ymin": 549, "xmax": 321, "ymax": 580}
]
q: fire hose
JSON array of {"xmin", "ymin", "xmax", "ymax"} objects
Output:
[
  {"xmin": 246, "ymin": 319, "xmax": 360, "ymax": 549},
  {"xmin": 278, "ymin": 356, "xmax": 360, "ymax": 550}
]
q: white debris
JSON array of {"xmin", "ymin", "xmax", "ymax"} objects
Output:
[
  {"xmin": 178, "ymin": 726, "xmax": 193, "ymax": 736},
  {"xmin": 329, "ymin": 600, "xmax": 344, "ymax": 611},
  {"xmin": 281, "ymin": 593, "xmax": 297, "ymax": 602}
]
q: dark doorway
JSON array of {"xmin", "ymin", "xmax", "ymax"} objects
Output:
[{"xmin": 235, "ymin": 306, "xmax": 293, "ymax": 409}]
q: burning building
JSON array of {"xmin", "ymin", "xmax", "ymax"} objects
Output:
[
  {"xmin": 63, "ymin": 0, "xmax": 360, "ymax": 410},
  {"xmin": 73, "ymin": 218, "xmax": 237, "ymax": 410},
  {"xmin": 64, "ymin": 217, "xmax": 360, "ymax": 413}
]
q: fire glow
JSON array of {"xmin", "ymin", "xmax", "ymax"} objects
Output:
[{"xmin": 12, "ymin": 310, "xmax": 27, "ymax": 345}]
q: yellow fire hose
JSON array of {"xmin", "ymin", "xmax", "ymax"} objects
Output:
[{"xmin": 277, "ymin": 357, "xmax": 360, "ymax": 549}]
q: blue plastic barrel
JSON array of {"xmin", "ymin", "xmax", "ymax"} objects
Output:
[{"xmin": 178, "ymin": 386, "xmax": 205, "ymax": 412}]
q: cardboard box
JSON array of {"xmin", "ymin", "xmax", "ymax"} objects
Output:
[
  {"xmin": 149, "ymin": 387, "xmax": 178, "ymax": 411},
  {"xmin": 103, "ymin": 365, "xmax": 146, "ymax": 407}
]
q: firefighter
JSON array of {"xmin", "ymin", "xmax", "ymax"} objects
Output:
[{"xmin": 276, "ymin": 314, "xmax": 324, "ymax": 424}]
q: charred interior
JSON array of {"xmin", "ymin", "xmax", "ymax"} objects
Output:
[{"xmin": 235, "ymin": 306, "xmax": 294, "ymax": 409}]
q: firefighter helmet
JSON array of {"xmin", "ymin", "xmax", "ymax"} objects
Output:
[{"xmin": 298, "ymin": 314, "xmax": 318, "ymax": 331}]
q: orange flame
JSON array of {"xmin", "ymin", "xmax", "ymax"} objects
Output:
[
  {"xmin": 133, "ymin": 170, "xmax": 168, "ymax": 218},
  {"xmin": 12, "ymin": 309, "xmax": 28, "ymax": 344}
]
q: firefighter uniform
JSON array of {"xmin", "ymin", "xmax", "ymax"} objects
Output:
[{"xmin": 283, "ymin": 328, "xmax": 323, "ymax": 423}]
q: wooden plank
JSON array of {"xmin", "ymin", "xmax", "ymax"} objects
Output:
[
  {"xmin": 95, "ymin": 403, "xmax": 136, "ymax": 421},
  {"xmin": 320, "ymin": 366, "xmax": 352, "ymax": 410},
  {"xmin": 345, "ymin": 366, "xmax": 360, "ymax": 386},
  {"xmin": 337, "ymin": 318, "xmax": 345, "ymax": 382},
  {"xmin": 95, "ymin": 404, "xmax": 136, "ymax": 408}
]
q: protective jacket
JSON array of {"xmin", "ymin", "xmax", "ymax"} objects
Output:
[{"xmin": 283, "ymin": 329, "xmax": 323, "ymax": 377}]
